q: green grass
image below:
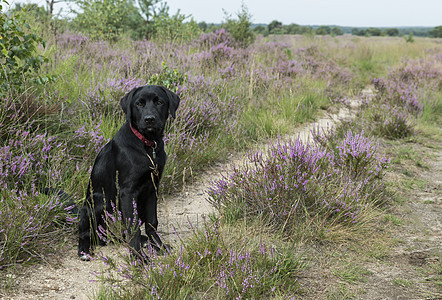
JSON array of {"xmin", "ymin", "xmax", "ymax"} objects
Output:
[
  {"xmin": 392, "ymin": 278, "xmax": 414, "ymax": 288},
  {"xmin": 327, "ymin": 283, "xmax": 356, "ymax": 300},
  {"xmin": 384, "ymin": 214, "xmax": 403, "ymax": 226},
  {"xmin": 333, "ymin": 263, "xmax": 371, "ymax": 284}
]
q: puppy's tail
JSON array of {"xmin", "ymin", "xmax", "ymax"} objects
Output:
[{"xmin": 41, "ymin": 188, "xmax": 79, "ymax": 215}]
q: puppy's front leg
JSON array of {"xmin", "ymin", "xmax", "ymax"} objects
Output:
[{"xmin": 119, "ymin": 192, "xmax": 144, "ymax": 259}]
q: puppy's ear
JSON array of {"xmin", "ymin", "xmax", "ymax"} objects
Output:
[
  {"xmin": 120, "ymin": 87, "xmax": 141, "ymax": 123},
  {"xmin": 159, "ymin": 86, "xmax": 180, "ymax": 119}
]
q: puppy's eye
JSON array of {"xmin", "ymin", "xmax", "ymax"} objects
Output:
[
  {"xmin": 156, "ymin": 100, "xmax": 164, "ymax": 105},
  {"xmin": 136, "ymin": 101, "xmax": 143, "ymax": 107}
]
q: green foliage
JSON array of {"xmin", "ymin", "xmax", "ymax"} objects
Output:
[
  {"xmin": 12, "ymin": 3, "xmax": 50, "ymax": 28},
  {"xmin": 367, "ymin": 27, "xmax": 383, "ymax": 36},
  {"xmin": 138, "ymin": 0, "xmax": 167, "ymax": 23},
  {"xmin": 268, "ymin": 20, "xmax": 283, "ymax": 34},
  {"xmin": 405, "ymin": 32, "xmax": 415, "ymax": 43},
  {"xmin": 222, "ymin": 3, "xmax": 256, "ymax": 47},
  {"xmin": 147, "ymin": 61, "xmax": 187, "ymax": 91},
  {"xmin": 197, "ymin": 21, "xmax": 207, "ymax": 32},
  {"xmin": 0, "ymin": 1, "xmax": 53, "ymax": 96},
  {"xmin": 72, "ymin": 0, "xmax": 145, "ymax": 40},
  {"xmin": 283, "ymin": 23, "xmax": 301, "ymax": 34},
  {"xmin": 429, "ymin": 25, "xmax": 442, "ymax": 38},
  {"xmin": 252, "ymin": 25, "xmax": 268, "ymax": 36},
  {"xmin": 316, "ymin": 25, "xmax": 331, "ymax": 35},
  {"xmin": 385, "ymin": 28, "xmax": 399, "ymax": 36},
  {"xmin": 331, "ymin": 26, "xmax": 344, "ymax": 36},
  {"xmin": 150, "ymin": 10, "xmax": 201, "ymax": 42}
]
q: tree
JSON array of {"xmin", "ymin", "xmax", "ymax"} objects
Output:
[
  {"xmin": 151, "ymin": 10, "xmax": 201, "ymax": 41},
  {"xmin": 405, "ymin": 32, "xmax": 414, "ymax": 43},
  {"xmin": 253, "ymin": 25, "xmax": 268, "ymax": 35},
  {"xmin": 138, "ymin": 0, "xmax": 168, "ymax": 28},
  {"xmin": 331, "ymin": 26, "xmax": 344, "ymax": 36},
  {"xmin": 268, "ymin": 20, "xmax": 283, "ymax": 34},
  {"xmin": 316, "ymin": 25, "xmax": 331, "ymax": 35},
  {"xmin": 385, "ymin": 28, "xmax": 399, "ymax": 36},
  {"xmin": 299, "ymin": 26, "xmax": 313, "ymax": 35},
  {"xmin": 284, "ymin": 23, "xmax": 301, "ymax": 34},
  {"xmin": 0, "ymin": 0, "xmax": 53, "ymax": 95},
  {"xmin": 72, "ymin": 0, "xmax": 145, "ymax": 40},
  {"xmin": 367, "ymin": 27, "xmax": 382, "ymax": 36},
  {"xmin": 222, "ymin": 3, "xmax": 255, "ymax": 47},
  {"xmin": 45, "ymin": 0, "xmax": 59, "ymax": 16},
  {"xmin": 198, "ymin": 21, "xmax": 208, "ymax": 32},
  {"xmin": 429, "ymin": 26, "xmax": 442, "ymax": 38}
]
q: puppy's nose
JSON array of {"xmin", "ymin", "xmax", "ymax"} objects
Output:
[{"xmin": 144, "ymin": 115, "xmax": 155, "ymax": 124}]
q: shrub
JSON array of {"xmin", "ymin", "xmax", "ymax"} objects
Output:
[
  {"xmin": 222, "ymin": 3, "xmax": 256, "ymax": 48},
  {"xmin": 0, "ymin": 127, "xmax": 75, "ymax": 269},
  {"xmin": 208, "ymin": 130, "xmax": 390, "ymax": 237},
  {"xmin": 147, "ymin": 61, "xmax": 187, "ymax": 92},
  {"xmin": 0, "ymin": 0, "xmax": 54, "ymax": 96},
  {"xmin": 95, "ymin": 221, "xmax": 304, "ymax": 298},
  {"xmin": 151, "ymin": 11, "xmax": 201, "ymax": 42},
  {"xmin": 71, "ymin": 0, "xmax": 146, "ymax": 40}
]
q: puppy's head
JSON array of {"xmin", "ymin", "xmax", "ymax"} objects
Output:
[{"xmin": 120, "ymin": 85, "xmax": 180, "ymax": 138}]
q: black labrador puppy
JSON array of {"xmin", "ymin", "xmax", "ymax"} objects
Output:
[{"xmin": 78, "ymin": 85, "xmax": 179, "ymax": 261}]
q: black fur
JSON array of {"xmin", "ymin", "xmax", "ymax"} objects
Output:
[{"xmin": 76, "ymin": 85, "xmax": 179, "ymax": 260}]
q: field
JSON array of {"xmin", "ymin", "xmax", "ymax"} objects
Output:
[{"xmin": 1, "ymin": 13, "xmax": 441, "ymax": 299}]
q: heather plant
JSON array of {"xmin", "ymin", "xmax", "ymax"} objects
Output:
[
  {"xmin": 0, "ymin": 126, "xmax": 75, "ymax": 270},
  {"xmin": 95, "ymin": 221, "xmax": 304, "ymax": 299},
  {"xmin": 208, "ymin": 129, "xmax": 391, "ymax": 239},
  {"xmin": 355, "ymin": 52, "xmax": 442, "ymax": 139},
  {"xmin": 334, "ymin": 130, "xmax": 391, "ymax": 179},
  {"xmin": 194, "ymin": 28, "xmax": 238, "ymax": 49},
  {"xmin": 0, "ymin": 190, "xmax": 73, "ymax": 270}
]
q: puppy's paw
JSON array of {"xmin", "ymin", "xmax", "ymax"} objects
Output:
[
  {"xmin": 140, "ymin": 234, "xmax": 150, "ymax": 248},
  {"xmin": 80, "ymin": 254, "xmax": 91, "ymax": 261}
]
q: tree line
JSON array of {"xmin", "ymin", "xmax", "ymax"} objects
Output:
[{"xmin": 7, "ymin": 1, "xmax": 442, "ymax": 42}]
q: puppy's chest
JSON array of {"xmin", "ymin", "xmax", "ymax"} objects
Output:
[{"xmin": 135, "ymin": 147, "xmax": 165, "ymax": 173}]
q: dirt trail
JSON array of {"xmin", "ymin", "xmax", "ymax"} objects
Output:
[
  {"xmin": 9, "ymin": 86, "xmax": 440, "ymax": 300},
  {"xmin": 156, "ymin": 93, "xmax": 361, "ymax": 246},
  {"xmin": 359, "ymin": 144, "xmax": 442, "ymax": 299}
]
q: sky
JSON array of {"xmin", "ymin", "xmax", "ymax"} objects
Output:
[{"xmin": 9, "ymin": 0, "xmax": 442, "ymax": 27}]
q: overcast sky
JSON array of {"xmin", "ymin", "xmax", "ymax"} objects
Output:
[{"xmin": 11, "ymin": 0, "xmax": 442, "ymax": 27}]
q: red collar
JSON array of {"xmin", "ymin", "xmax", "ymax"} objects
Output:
[{"xmin": 129, "ymin": 123, "xmax": 157, "ymax": 148}]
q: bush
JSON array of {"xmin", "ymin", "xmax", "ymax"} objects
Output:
[
  {"xmin": 0, "ymin": 126, "xmax": 75, "ymax": 269},
  {"xmin": 208, "ymin": 130, "xmax": 390, "ymax": 237},
  {"xmin": 150, "ymin": 10, "xmax": 201, "ymax": 42},
  {"xmin": 95, "ymin": 221, "xmax": 304, "ymax": 298},
  {"xmin": 222, "ymin": 3, "xmax": 255, "ymax": 48},
  {"xmin": 0, "ymin": 1, "xmax": 53, "ymax": 96},
  {"xmin": 71, "ymin": 0, "xmax": 145, "ymax": 40}
]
